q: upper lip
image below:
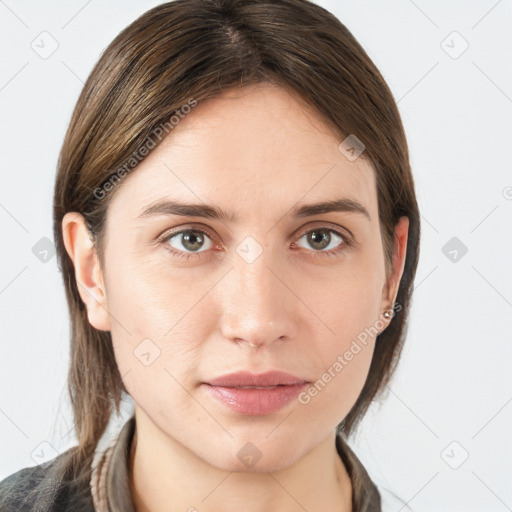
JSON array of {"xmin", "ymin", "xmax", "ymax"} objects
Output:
[{"xmin": 205, "ymin": 371, "xmax": 309, "ymax": 387}]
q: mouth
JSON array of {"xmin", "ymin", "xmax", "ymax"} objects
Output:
[
  {"xmin": 202, "ymin": 371, "xmax": 310, "ymax": 415},
  {"xmin": 231, "ymin": 385, "xmax": 282, "ymax": 389},
  {"xmin": 204, "ymin": 370, "xmax": 309, "ymax": 388}
]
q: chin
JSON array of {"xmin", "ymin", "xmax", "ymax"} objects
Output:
[
  {"xmin": 217, "ymin": 455, "xmax": 296, "ymax": 474},
  {"xmin": 201, "ymin": 439, "xmax": 301, "ymax": 474}
]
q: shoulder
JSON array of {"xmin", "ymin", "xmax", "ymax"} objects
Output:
[
  {"xmin": 0, "ymin": 449, "xmax": 95, "ymax": 512},
  {"xmin": 0, "ymin": 461, "xmax": 55, "ymax": 512}
]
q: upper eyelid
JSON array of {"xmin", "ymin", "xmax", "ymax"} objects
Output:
[
  {"xmin": 157, "ymin": 224, "xmax": 218, "ymax": 245},
  {"xmin": 292, "ymin": 226, "xmax": 352, "ymax": 250}
]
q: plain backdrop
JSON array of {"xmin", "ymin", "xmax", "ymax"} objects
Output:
[{"xmin": 0, "ymin": 1, "xmax": 511, "ymax": 511}]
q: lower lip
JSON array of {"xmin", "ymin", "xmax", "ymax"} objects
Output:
[{"xmin": 202, "ymin": 383, "xmax": 308, "ymax": 415}]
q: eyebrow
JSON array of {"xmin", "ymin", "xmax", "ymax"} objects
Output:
[{"xmin": 138, "ymin": 197, "xmax": 371, "ymax": 222}]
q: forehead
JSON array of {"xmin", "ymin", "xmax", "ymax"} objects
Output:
[{"xmin": 107, "ymin": 83, "xmax": 377, "ymax": 223}]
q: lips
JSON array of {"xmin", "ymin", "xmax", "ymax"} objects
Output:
[
  {"xmin": 202, "ymin": 371, "xmax": 309, "ymax": 415},
  {"xmin": 205, "ymin": 370, "xmax": 308, "ymax": 387}
]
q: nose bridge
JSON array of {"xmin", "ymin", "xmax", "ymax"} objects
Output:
[
  {"xmin": 236, "ymin": 252, "xmax": 276, "ymax": 313},
  {"xmin": 220, "ymin": 243, "xmax": 296, "ymax": 345}
]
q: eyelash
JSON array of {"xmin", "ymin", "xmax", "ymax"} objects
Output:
[{"xmin": 157, "ymin": 225, "xmax": 352, "ymax": 261}]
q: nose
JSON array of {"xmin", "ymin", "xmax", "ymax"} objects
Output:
[{"xmin": 219, "ymin": 252, "xmax": 298, "ymax": 349}]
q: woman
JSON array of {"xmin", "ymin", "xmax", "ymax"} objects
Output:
[{"xmin": 0, "ymin": 0, "xmax": 420, "ymax": 510}]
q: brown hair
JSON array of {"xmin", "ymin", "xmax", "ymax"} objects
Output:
[{"xmin": 1, "ymin": 0, "xmax": 420, "ymax": 508}]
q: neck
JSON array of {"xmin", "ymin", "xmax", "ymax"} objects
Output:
[{"xmin": 129, "ymin": 410, "xmax": 352, "ymax": 512}]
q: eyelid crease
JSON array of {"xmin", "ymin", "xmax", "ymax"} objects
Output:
[{"xmin": 155, "ymin": 220, "xmax": 354, "ymax": 244}]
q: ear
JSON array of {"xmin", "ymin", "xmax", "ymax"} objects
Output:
[
  {"xmin": 62, "ymin": 212, "xmax": 111, "ymax": 331},
  {"xmin": 381, "ymin": 216, "xmax": 409, "ymax": 314}
]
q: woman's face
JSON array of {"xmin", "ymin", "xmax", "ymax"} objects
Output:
[{"xmin": 82, "ymin": 83, "xmax": 408, "ymax": 472}]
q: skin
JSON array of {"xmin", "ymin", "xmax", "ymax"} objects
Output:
[{"xmin": 63, "ymin": 83, "xmax": 408, "ymax": 512}]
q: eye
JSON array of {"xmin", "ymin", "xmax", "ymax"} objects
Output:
[
  {"xmin": 294, "ymin": 227, "xmax": 349, "ymax": 257},
  {"xmin": 161, "ymin": 228, "xmax": 214, "ymax": 259}
]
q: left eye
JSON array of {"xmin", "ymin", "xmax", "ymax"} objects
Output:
[{"xmin": 295, "ymin": 228, "xmax": 346, "ymax": 252}]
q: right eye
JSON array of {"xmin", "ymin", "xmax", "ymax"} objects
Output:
[{"xmin": 160, "ymin": 228, "xmax": 215, "ymax": 260}]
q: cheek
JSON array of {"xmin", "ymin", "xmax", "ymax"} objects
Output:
[
  {"xmin": 104, "ymin": 251, "xmax": 216, "ymax": 339},
  {"xmin": 297, "ymin": 258, "xmax": 384, "ymax": 416},
  {"xmin": 298, "ymin": 313, "xmax": 377, "ymax": 424},
  {"xmin": 311, "ymin": 252, "xmax": 385, "ymax": 347},
  {"xmin": 103, "ymin": 253, "xmax": 215, "ymax": 404}
]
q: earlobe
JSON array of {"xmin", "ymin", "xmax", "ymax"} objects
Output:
[{"xmin": 61, "ymin": 213, "xmax": 111, "ymax": 331}]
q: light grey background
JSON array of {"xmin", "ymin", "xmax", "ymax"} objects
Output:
[{"xmin": 1, "ymin": 1, "xmax": 511, "ymax": 510}]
